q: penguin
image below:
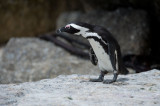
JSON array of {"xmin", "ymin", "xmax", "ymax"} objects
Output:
[{"xmin": 57, "ymin": 22, "xmax": 128, "ymax": 84}]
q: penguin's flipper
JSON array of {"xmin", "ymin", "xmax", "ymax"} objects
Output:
[{"xmin": 89, "ymin": 47, "xmax": 98, "ymax": 65}]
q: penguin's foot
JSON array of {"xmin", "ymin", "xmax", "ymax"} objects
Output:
[
  {"xmin": 89, "ymin": 78, "xmax": 103, "ymax": 82},
  {"xmin": 103, "ymin": 73, "xmax": 118, "ymax": 84},
  {"xmin": 89, "ymin": 71, "xmax": 107, "ymax": 82},
  {"xmin": 103, "ymin": 79, "xmax": 116, "ymax": 84}
]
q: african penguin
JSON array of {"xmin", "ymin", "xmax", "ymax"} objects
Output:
[{"xmin": 57, "ymin": 22, "xmax": 128, "ymax": 84}]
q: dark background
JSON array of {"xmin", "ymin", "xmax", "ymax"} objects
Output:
[{"xmin": 0, "ymin": 0, "xmax": 160, "ymax": 59}]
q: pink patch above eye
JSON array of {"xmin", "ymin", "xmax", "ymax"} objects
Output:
[{"xmin": 65, "ymin": 25, "xmax": 70, "ymax": 29}]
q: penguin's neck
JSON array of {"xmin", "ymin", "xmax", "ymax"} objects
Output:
[
  {"xmin": 84, "ymin": 32, "xmax": 108, "ymax": 46},
  {"xmin": 83, "ymin": 32, "xmax": 102, "ymax": 39}
]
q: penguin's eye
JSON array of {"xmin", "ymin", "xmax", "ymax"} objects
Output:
[{"xmin": 65, "ymin": 25, "xmax": 71, "ymax": 29}]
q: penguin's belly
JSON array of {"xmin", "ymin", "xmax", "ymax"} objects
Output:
[{"xmin": 88, "ymin": 39, "xmax": 113, "ymax": 71}]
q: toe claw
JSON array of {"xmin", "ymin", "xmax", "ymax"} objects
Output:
[{"xmin": 103, "ymin": 80, "xmax": 115, "ymax": 84}]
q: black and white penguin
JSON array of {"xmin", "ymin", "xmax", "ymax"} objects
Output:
[{"xmin": 57, "ymin": 22, "xmax": 128, "ymax": 84}]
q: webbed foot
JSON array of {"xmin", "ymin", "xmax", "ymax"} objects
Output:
[
  {"xmin": 89, "ymin": 71, "xmax": 107, "ymax": 82},
  {"xmin": 103, "ymin": 79, "xmax": 116, "ymax": 84},
  {"xmin": 89, "ymin": 78, "xmax": 103, "ymax": 82},
  {"xmin": 103, "ymin": 73, "xmax": 118, "ymax": 84}
]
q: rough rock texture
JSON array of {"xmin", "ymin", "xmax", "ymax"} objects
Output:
[
  {"xmin": 56, "ymin": 8, "xmax": 150, "ymax": 55},
  {"xmin": 0, "ymin": 38, "xmax": 98, "ymax": 84},
  {"xmin": 0, "ymin": 0, "xmax": 67, "ymax": 44},
  {"xmin": 0, "ymin": 69, "xmax": 160, "ymax": 106}
]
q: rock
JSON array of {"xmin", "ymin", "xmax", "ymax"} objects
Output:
[
  {"xmin": 0, "ymin": 38, "xmax": 99, "ymax": 84},
  {"xmin": 56, "ymin": 8, "xmax": 150, "ymax": 55},
  {"xmin": 0, "ymin": 69, "xmax": 160, "ymax": 106},
  {"xmin": 0, "ymin": 0, "xmax": 68, "ymax": 44},
  {"xmin": 0, "ymin": 47, "xmax": 3, "ymax": 61}
]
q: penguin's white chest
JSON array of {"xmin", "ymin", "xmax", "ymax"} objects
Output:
[{"xmin": 88, "ymin": 39, "xmax": 113, "ymax": 71}]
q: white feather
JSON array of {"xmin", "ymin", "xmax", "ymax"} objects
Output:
[
  {"xmin": 70, "ymin": 24, "xmax": 89, "ymax": 36},
  {"xmin": 88, "ymin": 38, "xmax": 113, "ymax": 72}
]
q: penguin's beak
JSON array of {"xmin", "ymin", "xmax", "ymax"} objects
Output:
[{"xmin": 56, "ymin": 27, "xmax": 66, "ymax": 33}]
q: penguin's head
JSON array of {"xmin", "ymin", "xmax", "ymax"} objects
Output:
[{"xmin": 57, "ymin": 22, "xmax": 94, "ymax": 37}]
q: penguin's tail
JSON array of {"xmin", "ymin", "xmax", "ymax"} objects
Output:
[
  {"xmin": 117, "ymin": 47, "xmax": 136, "ymax": 74},
  {"xmin": 119, "ymin": 65, "xmax": 129, "ymax": 75},
  {"xmin": 127, "ymin": 68, "xmax": 136, "ymax": 74},
  {"xmin": 120, "ymin": 66, "xmax": 136, "ymax": 75}
]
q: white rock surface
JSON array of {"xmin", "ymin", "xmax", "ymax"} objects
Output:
[
  {"xmin": 0, "ymin": 69, "xmax": 160, "ymax": 106},
  {"xmin": 0, "ymin": 38, "xmax": 99, "ymax": 84}
]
